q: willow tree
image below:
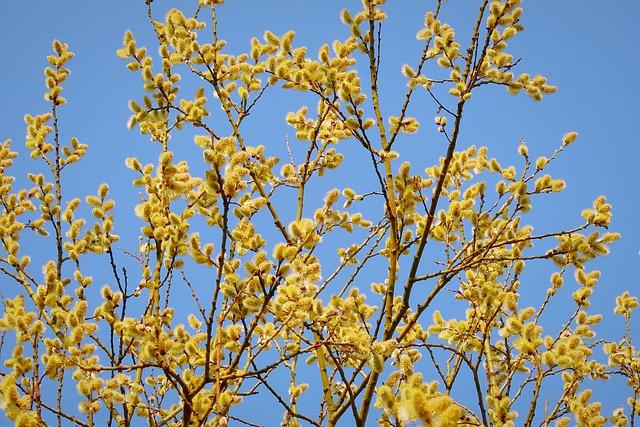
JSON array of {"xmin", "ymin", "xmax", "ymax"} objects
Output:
[{"xmin": 1, "ymin": 1, "xmax": 638, "ymax": 426}]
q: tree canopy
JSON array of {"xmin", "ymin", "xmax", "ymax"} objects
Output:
[{"xmin": 0, "ymin": 1, "xmax": 638, "ymax": 426}]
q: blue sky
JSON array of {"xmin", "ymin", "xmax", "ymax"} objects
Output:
[{"xmin": 1, "ymin": 1, "xmax": 639, "ymax": 425}]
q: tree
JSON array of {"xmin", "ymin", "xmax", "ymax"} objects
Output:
[{"xmin": 0, "ymin": 0, "xmax": 638, "ymax": 426}]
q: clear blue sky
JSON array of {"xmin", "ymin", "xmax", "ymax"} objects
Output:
[{"xmin": 1, "ymin": 1, "xmax": 639, "ymax": 425}]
